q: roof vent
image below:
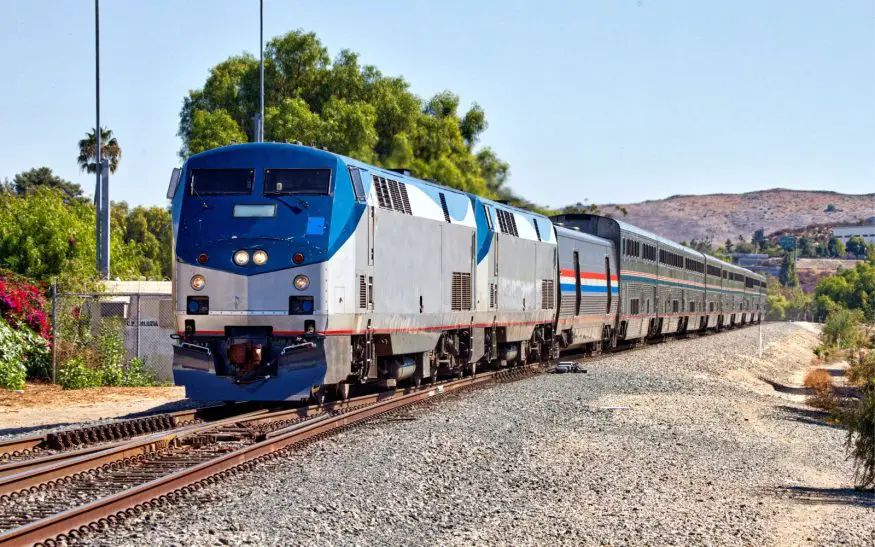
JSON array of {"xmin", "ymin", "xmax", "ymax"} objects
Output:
[
  {"xmin": 389, "ymin": 168, "xmax": 412, "ymax": 176},
  {"xmin": 495, "ymin": 199, "xmax": 511, "ymax": 205},
  {"xmin": 294, "ymin": 140, "xmax": 302, "ymax": 145}
]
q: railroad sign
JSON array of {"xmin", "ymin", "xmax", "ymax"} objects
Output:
[{"xmin": 779, "ymin": 236, "xmax": 796, "ymax": 250}]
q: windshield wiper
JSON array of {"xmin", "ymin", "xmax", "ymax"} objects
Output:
[{"xmin": 266, "ymin": 195, "xmax": 309, "ymax": 214}]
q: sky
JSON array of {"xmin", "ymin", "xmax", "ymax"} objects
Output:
[{"xmin": 0, "ymin": 0, "xmax": 873, "ymax": 209}]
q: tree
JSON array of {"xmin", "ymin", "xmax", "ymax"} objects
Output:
[
  {"xmin": 779, "ymin": 254, "xmax": 799, "ymax": 288},
  {"xmin": 814, "ymin": 261, "xmax": 875, "ymax": 322},
  {"xmin": 177, "ymin": 30, "xmax": 506, "ymax": 200},
  {"xmin": 798, "ymin": 236, "xmax": 814, "ymax": 258},
  {"xmin": 77, "ymin": 127, "xmax": 122, "ymax": 174},
  {"xmin": 724, "ymin": 238, "xmax": 734, "ymax": 254},
  {"xmin": 11, "ymin": 167, "xmax": 83, "ymax": 201},
  {"xmin": 189, "ymin": 110, "xmax": 249, "ymax": 154},
  {"xmin": 752, "ymin": 228, "xmax": 766, "ymax": 251},
  {"xmin": 846, "ymin": 236, "xmax": 867, "ymax": 257},
  {"xmin": 827, "ymin": 237, "xmax": 845, "ymax": 258}
]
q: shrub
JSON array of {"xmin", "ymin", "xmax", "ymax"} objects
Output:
[
  {"xmin": 0, "ymin": 271, "xmax": 49, "ymax": 339},
  {"xmin": 839, "ymin": 382, "xmax": 875, "ymax": 489},
  {"xmin": 848, "ymin": 351, "xmax": 875, "ymax": 388},
  {"xmin": 804, "ymin": 368, "xmax": 836, "ymax": 410},
  {"xmin": 18, "ymin": 327, "xmax": 51, "ymax": 380},
  {"xmin": 822, "ymin": 308, "xmax": 864, "ymax": 350},
  {"xmin": 121, "ymin": 357, "xmax": 160, "ymax": 387},
  {"xmin": 0, "ymin": 322, "xmax": 27, "ymax": 390},
  {"xmin": 56, "ymin": 356, "xmax": 102, "ymax": 390},
  {"xmin": 96, "ymin": 318, "xmax": 125, "ymax": 386}
]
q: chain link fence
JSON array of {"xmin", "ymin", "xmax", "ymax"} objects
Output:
[{"xmin": 52, "ymin": 291, "xmax": 175, "ymax": 382}]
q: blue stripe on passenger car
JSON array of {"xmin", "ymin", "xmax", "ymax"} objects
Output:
[{"xmin": 560, "ymin": 284, "xmax": 619, "ymax": 294}]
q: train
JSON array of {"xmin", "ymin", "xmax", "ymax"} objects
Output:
[{"xmin": 167, "ymin": 143, "xmax": 766, "ymax": 402}]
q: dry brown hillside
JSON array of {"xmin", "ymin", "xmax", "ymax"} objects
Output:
[{"xmin": 602, "ymin": 189, "xmax": 875, "ymax": 243}]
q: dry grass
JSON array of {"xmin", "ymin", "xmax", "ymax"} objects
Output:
[{"xmin": 804, "ymin": 368, "xmax": 836, "ymax": 410}]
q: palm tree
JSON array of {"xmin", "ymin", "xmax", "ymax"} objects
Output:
[{"xmin": 77, "ymin": 127, "xmax": 122, "ymax": 174}]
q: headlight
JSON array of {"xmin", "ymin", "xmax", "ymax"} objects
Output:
[
  {"xmin": 252, "ymin": 250, "xmax": 268, "ymax": 265},
  {"xmin": 294, "ymin": 275, "xmax": 309, "ymax": 291},
  {"xmin": 233, "ymin": 250, "xmax": 250, "ymax": 266},
  {"xmin": 190, "ymin": 274, "xmax": 206, "ymax": 291}
]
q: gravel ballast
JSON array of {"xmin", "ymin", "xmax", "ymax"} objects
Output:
[{"xmin": 78, "ymin": 323, "xmax": 874, "ymax": 546}]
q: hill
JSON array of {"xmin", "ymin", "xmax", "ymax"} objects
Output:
[{"xmin": 600, "ymin": 189, "xmax": 875, "ymax": 244}]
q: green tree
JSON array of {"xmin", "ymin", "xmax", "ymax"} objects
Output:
[
  {"xmin": 779, "ymin": 254, "xmax": 799, "ymax": 287},
  {"xmin": 814, "ymin": 262, "xmax": 875, "ymax": 321},
  {"xmin": 827, "ymin": 237, "xmax": 845, "ymax": 258},
  {"xmin": 798, "ymin": 236, "xmax": 814, "ymax": 257},
  {"xmin": 188, "ymin": 110, "xmax": 248, "ymax": 154},
  {"xmin": 12, "ymin": 167, "xmax": 83, "ymax": 201},
  {"xmin": 0, "ymin": 188, "xmax": 96, "ymax": 282},
  {"xmin": 846, "ymin": 236, "xmax": 867, "ymax": 257},
  {"xmin": 77, "ymin": 127, "xmax": 122, "ymax": 174},
  {"xmin": 766, "ymin": 293, "xmax": 788, "ymax": 320},
  {"xmin": 752, "ymin": 228, "xmax": 766, "ymax": 251},
  {"xmin": 0, "ymin": 190, "xmax": 169, "ymax": 285},
  {"xmin": 177, "ymin": 30, "xmax": 505, "ymax": 201}
]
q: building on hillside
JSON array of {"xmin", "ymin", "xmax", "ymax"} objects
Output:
[{"xmin": 832, "ymin": 224, "xmax": 875, "ymax": 245}]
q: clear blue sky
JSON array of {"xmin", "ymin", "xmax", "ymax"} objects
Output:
[{"xmin": 1, "ymin": 0, "xmax": 873, "ymax": 209}]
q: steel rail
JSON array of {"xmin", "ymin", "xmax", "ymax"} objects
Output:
[
  {"xmin": 0, "ymin": 409, "xmax": 271, "ymax": 498},
  {"xmin": 0, "ymin": 405, "xmax": 215, "ymax": 461},
  {"xmin": 0, "ymin": 368, "xmax": 519, "ymax": 546}
]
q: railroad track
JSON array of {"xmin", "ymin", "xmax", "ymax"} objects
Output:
[
  {"xmin": 0, "ymin": 365, "xmax": 537, "ymax": 546},
  {"xmin": 0, "ymin": 403, "xmax": 270, "ymax": 465}
]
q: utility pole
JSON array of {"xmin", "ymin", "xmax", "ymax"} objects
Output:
[
  {"xmin": 95, "ymin": 0, "xmax": 102, "ymax": 274},
  {"xmin": 94, "ymin": 0, "xmax": 110, "ymax": 279},
  {"xmin": 258, "ymin": 0, "xmax": 265, "ymax": 142}
]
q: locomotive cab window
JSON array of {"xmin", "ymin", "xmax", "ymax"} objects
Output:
[
  {"xmin": 264, "ymin": 169, "xmax": 331, "ymax": 195},
  {"xmin": 189, "ymin": 169, "xmax": 254, "ymax": 196}
]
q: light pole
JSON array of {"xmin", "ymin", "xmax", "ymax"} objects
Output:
[
  {"xmin": 94, "ymin": 0, "xmax": 109, "ymax": 279},
  {"xmin": 258, "ymin": 0, "xmax": 265, "ymax": 142}
]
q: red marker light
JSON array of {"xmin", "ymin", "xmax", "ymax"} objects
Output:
[
  {"xmin": 293, "ymin": 252, "xmax": 304, "ymax": 264},
  {"xmin": 197, "ymin": 253, "xmax": 208, "ymax": 264}
]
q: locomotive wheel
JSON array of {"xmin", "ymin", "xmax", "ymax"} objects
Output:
[{"xmin": 310, "ymin": 389, "xmax": 326, "ymax": 406}]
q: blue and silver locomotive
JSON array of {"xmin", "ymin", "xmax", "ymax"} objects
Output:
[{"xmin": 167, "ymin": 143, "xmax": 765, "ymax": 402}]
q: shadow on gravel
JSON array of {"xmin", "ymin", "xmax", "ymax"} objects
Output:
[
  {"xmin": 774, "ymin": 405, "xmax": 845, "ymax": 430},
  {"xmin": 759, "ymin": 377, "xmax": 810, "ymax": 396},
  {"xmin": 777, "ymin": 486, "xmax": 875, "ymax": 508}
]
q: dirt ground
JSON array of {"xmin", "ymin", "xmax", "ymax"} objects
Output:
[{"xmin": 0, "ymin": 383, "xmax": 186, "ymax": 432}]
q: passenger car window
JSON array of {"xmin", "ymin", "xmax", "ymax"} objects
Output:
[
  {"xmin": 264, "ymin": 169, "xmax": 331, "ymax": 195},
  {"xmin": 189, "ymin": 169, "xmax": 254, "ymax": 196}
]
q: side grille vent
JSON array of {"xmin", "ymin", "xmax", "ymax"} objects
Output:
[
  {"xmin": 373, "ymin": 175, "xmax": 412, "ymax": 215},
  {"xmin": 541, "ymin": 279, "xmax": 554, "ymax": 309},
  {"xmin": 439, "ymin": 193, "xmax": 451, "ymax": 223},
  {"xmin": 359, "ymin": 275, "xmax": 367, "ymax": 309},
  {"xmin": 451, "ymin": 272, "xmax": 472, "ymax": 311},
  {"xmin": 496, "ymin": 209, "xmax": 518, "ymax": 236},
  {"xmin": 489, "ymin": 282, "xmax": 497, "ymax": 309},
  {"xmin": 387, "ymin": 179, "xmax": 403, "ymax": 212},
  {"xmin": 373, "ymin": 176, "xmax": 391, "ymax": 209},
  {"xmin": 398, "ymin": 183, "xmax": 412, "ymax": 214}
]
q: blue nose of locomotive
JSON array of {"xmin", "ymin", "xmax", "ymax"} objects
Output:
[{"xmin": 170, "ymin": 143, "xmax": 365, "ymax": 401}]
